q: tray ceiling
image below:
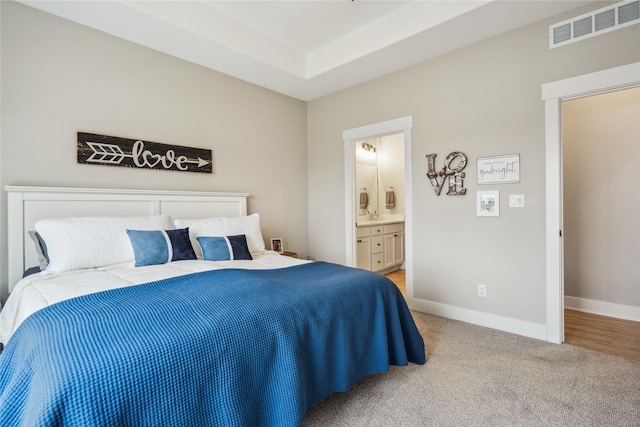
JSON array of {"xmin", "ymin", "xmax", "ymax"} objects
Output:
[{"xmin": 19, "ymin": 1, "xmax": 593, "ymax": 100}]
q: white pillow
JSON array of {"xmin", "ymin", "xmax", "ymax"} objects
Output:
[
  {"xmin": 174, "ymin": 213, "xmax": 266, "ymax": 258},
  {"xmin": 35, "ymin": 215, "xmax": 173, "ymax": 273}
]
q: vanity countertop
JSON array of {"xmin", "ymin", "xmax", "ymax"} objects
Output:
[{"xmin": 356, "ymin": 219, "xmax": 404, "ymax": 227}]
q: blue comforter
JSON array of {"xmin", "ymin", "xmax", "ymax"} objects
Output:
[{"xmin": 0, "ymin": 262, "xmax": 425, "ymax": 426}]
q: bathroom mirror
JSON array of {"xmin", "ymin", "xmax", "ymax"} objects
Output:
[
  {"xmin": 356, "ymin": 163, "xmax": 378, "ymax": 220},
  {"xmin": 354, "ymin": 135, "xmax": 405, "ymax": 224},
  {"xmin": 356, "ymin": 140, "xmax": 379, "ymax": 221}
]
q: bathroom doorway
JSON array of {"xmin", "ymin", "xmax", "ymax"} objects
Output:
[{"xmin": 343, "ymin": 116, "xmax": 413, "ymax": 297}]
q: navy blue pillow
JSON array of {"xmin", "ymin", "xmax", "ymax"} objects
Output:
[
  {"xmin": 196, "ymin": 235, "xmax": 253, "ymax": 261},
  {"xmin": 126, "ymin": 227, "xmax": 197, "ymax": 267}
]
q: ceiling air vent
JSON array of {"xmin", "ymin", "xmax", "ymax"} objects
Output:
[{"xmin": 550, "ymin": 0, "xmax": 639, "ymax": 48}]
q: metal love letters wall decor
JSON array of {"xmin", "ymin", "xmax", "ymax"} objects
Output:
[
  {"xmin": 77, "ymin": 132, "xmax": 212, "ymax": 174},
  {"xmin": 426, "ymin": 151, "xmax": 467, "ymax": 196}
]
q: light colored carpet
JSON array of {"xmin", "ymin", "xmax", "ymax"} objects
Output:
[{"xmin": 302, "ymin": 311, "xmax": 640, "ymax": 426}]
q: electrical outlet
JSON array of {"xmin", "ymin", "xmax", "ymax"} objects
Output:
[{"xmin": 478, "ymin": 284, "xmax": 487, "ymax": 298}]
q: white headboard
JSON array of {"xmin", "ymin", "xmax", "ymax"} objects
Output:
[{"xmin": 5, "ymin": 186, "xmax": 249, "ymax": 293}]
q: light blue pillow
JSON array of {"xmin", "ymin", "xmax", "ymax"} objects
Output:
[
  {"xmin": 126, "ymin": 228, "xmax": 197, "ymax": 267},
  {"xmin": 196, "ymin": 235, "xmax": 253, "ymax": 261}
]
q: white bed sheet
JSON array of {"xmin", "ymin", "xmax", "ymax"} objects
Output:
[{"xmin": 0, "ymin": 252, "xmax": 310, "ymax": 345}]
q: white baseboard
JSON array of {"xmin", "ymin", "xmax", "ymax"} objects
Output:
[
  {"xmin": 564, "ymin": 296, "xmax": 640, "ymax": 322},
  {"xmin": 407, "ymin": 297, "xmax": 547, "ymax": 341}
]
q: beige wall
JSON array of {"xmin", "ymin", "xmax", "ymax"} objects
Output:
[
  {"xmin": 0, "ymin": 2, "xmax": 309, "ymax": 302},
  {"xmin": 563, "ymin": 87, "xmax": 640, "ymax": 308},
  {"xmin": 307, "ymin": 3, "xmax": 640, "ymax": 326}
]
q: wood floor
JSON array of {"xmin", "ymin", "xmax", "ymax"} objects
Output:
[
  {"xmin": 564, "ymin": 309, "xmax": 640, "ymax": 362},
  {"xmin": 385, "ymin": 270, "xmax": 639, "ymax": 362},
  {"xmin": 385, "ymin": 269, "xmax": 405, "ymax": 296}
]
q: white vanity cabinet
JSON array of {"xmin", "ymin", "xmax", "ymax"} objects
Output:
[
  {"xmin": 371, "ymin": 225, "xmax": 384, "ymax": 272},
  {"xmin": 355, "ymin": 227, "xmax": 371, "ymax": 271},
  {"xmin": 383, "ymin": 223, "xmax": 404, "ymax": 269},
  {"xmin": 356, "ymin": 222, "xmax": 404, "ymax": 273}
]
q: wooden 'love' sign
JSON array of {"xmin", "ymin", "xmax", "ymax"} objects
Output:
[{"xmin": 77, "ymin": 132, "xmax": 212, "ymax": 174}]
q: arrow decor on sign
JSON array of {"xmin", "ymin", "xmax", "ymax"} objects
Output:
[{"xmin": 77, "ymin": 132, "xmax": 212, "ymax": 174}]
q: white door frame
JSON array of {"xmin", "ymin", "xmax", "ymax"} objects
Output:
[
  {"xmin": 542, "ymin": 62, "xmax": 639, "ymax": 344},
  {"xmin": 343, "ymin": 116, "xmax": 413, "ymax": 296}
]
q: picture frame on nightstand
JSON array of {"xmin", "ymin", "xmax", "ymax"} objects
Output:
[{"xmin": 271, "ymin": 238, "xmax": 283, "ymax": 253}]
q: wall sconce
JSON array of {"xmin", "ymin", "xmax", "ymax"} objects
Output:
[
  {"xmin": 362, "ymin": 142, "xmax": 376, "ymax": 153},
  {"xmin": 356, "ymin": 141, "xmax": 377, "ymax": 165}
]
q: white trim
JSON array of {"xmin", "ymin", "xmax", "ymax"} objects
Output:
[
  {"xmin": 565, "ymin": 296, "xmax": 640, "ymax": 322},
  {"xmin": 4, "ymin": 185, "xmax": 249, "ymax": 198},
  {"xmin": 542, "ymin": 62, "xmax": 640, "ymax": 100},
  {"xmin": 542, "ymin": 62, "xmax": 640, "ymax": 344},
  {"xmin": 544, "ymin": 97, "xmax": 563, "ymax": 344},
  {"xmin": 408, "ymin": 297, "xmax": 547, "ymax": 341},
  {"xmin": 343, "ymin": 116, "xmax": 413, "ymax": 296},
  {"xmin": 342, "ymin": 116, "xmax": 413, "ymax": 141},
  {"xmin": 344, "ymin": 141, "xmax": 356, "ymax": 268},
  {"xmin": 402, "ymin": 127, "xmax": 414, "ymax": 298}
]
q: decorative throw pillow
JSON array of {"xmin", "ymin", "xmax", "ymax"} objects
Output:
[
  {"xmin": 127, "ymin": 228, "xmax": 197, "ymax": 267},
  {"xmin": 197, "ymin": 235, "xmax": 253, "ymax": 261},
  {"xmin": 28, "ymin": 231, "xmax": 49, "ymax": 270},
  {"xmin": 174, "ymin": 214, "xmax": 265, "ymax": 258},
  {"xmin": 23, "ymin": 266, "xmax": 42, "ymax": 278}
]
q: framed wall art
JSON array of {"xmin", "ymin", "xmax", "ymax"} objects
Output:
[
  {"xmin": 477, "ymin": 191, "xmax": 500, "ymax": 217},
  {"xmin": 77, "ymin": 132, "xmax": 212, "ymax": 174},
  {"xmin": 477, "ymin": 154, "xmax": 520, "ymax": 184}
]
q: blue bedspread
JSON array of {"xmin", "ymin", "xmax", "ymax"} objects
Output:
[{"xmin": 0, "ymin": 262, "xmax": 425, "ymax": 426}]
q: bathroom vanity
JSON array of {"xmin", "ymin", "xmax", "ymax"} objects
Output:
[{"xmin": 356, "ymin": 219, "xmax": 404, "ymax": 273}]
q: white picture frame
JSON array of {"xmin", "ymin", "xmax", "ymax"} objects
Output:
[
  {"xmin": 477, "ymin": 154, "xmax": 520, "ymax": 184},
  {"xmin": 270, "ymin": 238, "xmax": 284, "ymax": 253},
  {"xmin": 477, "ymin": 191, "xmax": 500, "ymax": 217}
]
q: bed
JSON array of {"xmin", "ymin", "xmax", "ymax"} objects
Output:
[{"xmin": 0, "ymin": 186, "xmax": 425, "ymax": 427}]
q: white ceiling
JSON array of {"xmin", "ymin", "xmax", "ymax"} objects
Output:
[{"xmin": 20, "ymin": 0, "xmax": 592, "ymax": 101}]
